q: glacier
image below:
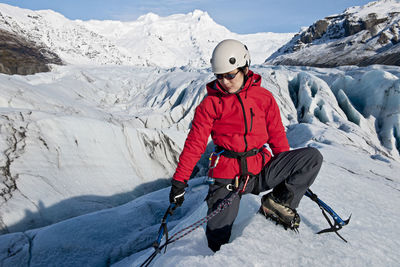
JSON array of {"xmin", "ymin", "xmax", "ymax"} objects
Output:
[
  {"xmin": 0, "ymin": 2, "xmax": 399, "ymax": 267},
  {"xmin": 0, "ymin": 63, "xmax": 399, "ymax": 267}
]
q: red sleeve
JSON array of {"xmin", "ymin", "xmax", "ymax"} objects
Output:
[
  {"xmin": 172, "ymin": 97, "xmax": 216, "ymax": 183},
  {"xmin": 265, "ymin": 95, "xmax": 290, "ymax": 155}
]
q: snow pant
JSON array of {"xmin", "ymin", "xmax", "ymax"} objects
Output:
[{"xmin": 205, "ymin": 147, "xmax": 323, "ymax": 252}]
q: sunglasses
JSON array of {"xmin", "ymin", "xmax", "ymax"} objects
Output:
[{"xmin": 215, "ymin": 70, "xmax": 240, "ymax": 80}]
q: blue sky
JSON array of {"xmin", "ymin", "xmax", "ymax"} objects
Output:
[{"xmin": 0, "ymin": 0, "xmax": 374, "ymax": 33}]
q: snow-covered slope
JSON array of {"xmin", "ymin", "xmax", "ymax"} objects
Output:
[
  {"xmin": 0, "ymin": 66, "xmax": 212, "ymax": 234},
  {"xmin": 0, "ymin": 3, "xmax": 399, "ymax": 266},
  {"xmin": 0, "ymin": 128, "xmax": 399, "ymax": 266},
  {"xmin": 266, "ymin": 0, "xmax": 400, "ymax": 67},
  {"xmin": 0, "ymin": 64, "xmax": 399, "ymax": 237},
  {"xmin": 0, "ymin": 4, "xmax": 130, "ymax": 66},
  {"xmin": 0, "ymin": 4, "xmax": 293, "ymax": 69}
]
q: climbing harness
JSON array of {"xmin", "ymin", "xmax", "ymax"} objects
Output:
[
  {"xmin": 205, "ymin": 175, "xmax": 249, "ymax": 194},
  {"xmin": 214, "ymin": 145, "xmax": 263, "ymax": 178},
  {"xmin": 206, "ymin": 145, "xmax": 263, "ymax": 194}
]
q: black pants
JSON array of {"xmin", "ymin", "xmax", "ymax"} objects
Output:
[{"xmin": 205, "ymin": 147, "xmax": 323, "ymax": 252}]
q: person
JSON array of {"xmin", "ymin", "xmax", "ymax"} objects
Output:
[{"xmin": 169, "ymin": 39, "xmax": 323, "ymax": 252}]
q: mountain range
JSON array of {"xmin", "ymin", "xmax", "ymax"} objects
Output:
[
  {"xmin": 1, "ymin": 1, "xmax": 400, "ymax": 76},
  {"xmin": 0, "ymin": 2, "xmax": 399, "ymax": 266},
  {"xmin": 0, "ymin": 4, "xmax": 293, "ymax": 74}
]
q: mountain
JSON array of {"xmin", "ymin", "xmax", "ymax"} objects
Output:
[
  {"xmin": 0, "ymin": 64, "xmax": 399, "ymax": 266},
  {"xmin": 0, "ymin": 4, "xmax": 294, "ymax": 74},
  {"xmin": 265, "ymin": 0, "xmax": 400, "ymax": 67},
  {"xmin": 0, "ymin": 29, "xmax": 62, "ymax": 75},
  {"xmin": 0, "ymin": 2, "xmax": 399, "ymax": 266}
]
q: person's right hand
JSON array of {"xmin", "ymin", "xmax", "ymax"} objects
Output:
[{"xmin": 169, "ymin": 180, "xmax": 187, "ymax": 206}]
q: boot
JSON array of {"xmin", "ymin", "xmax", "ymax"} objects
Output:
[{"xmin": 259, "ymin": 192, "xmax": 300, "ymax": 230}]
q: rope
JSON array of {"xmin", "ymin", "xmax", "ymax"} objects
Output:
[
  {"xmin": 140, "ymin": 190, "xmax": 239, "ymax": 267},
  {"xmin": 167, "ymin": 190, "xmax": 238, "ymax": 244}
]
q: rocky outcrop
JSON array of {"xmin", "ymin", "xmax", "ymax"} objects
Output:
[
  {"xmin": 266, "ymin": 1, "xmax": 400, "ymax": 67},
  {"xmin": 0, "ymin": 29, "xmax": 62, "ymax": 75},
  {"xmin": 360, "ymin": 43, "xmax": 400, "ymax": 66},
  {"xmin": 299, "ymin": 19, "xmax": 330, "ymax": 44}
]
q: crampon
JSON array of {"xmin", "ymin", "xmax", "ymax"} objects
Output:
[{"xmin": 258, "ymin": 206, "xmax": 300, "ymax": 233}]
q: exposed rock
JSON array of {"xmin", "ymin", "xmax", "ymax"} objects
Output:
[
  {"xmin": 360, "ymin": 43, "xmax": 400, "ymax": 66},
  {"xmin": 300, "ymin": 19, "xmax": 330, "ymax": 44},
  {"xmin": 378, "ymin": 32, "xmax": 390, "ymax": 45},
  {"xmin": 343, "ymin": 18, "xmax": 363, "ymax": 36},
  {"xmin": 266, "ymin": 1, "xmax": 400, "ymax": 67},
  {"xmin": 363, "ymin": 13, "xmax": 382, "ymax": 30},
  {"xmin": 0, "ymin": 29, "xmax": 62, "ymax": 75}
]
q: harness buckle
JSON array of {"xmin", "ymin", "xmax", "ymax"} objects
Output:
[{"xmin": 226, "ymin": 184, "xmax": 234, "ymax": 191}]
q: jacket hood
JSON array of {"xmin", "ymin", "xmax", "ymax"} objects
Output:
[{"xmin": 206, "ymin": 70, "xmax": 262, "ymax": 96}]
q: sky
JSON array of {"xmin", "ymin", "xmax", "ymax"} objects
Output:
[{"xmin": 0, "ymin": 0, "xmax": 375, "ymax": 33}]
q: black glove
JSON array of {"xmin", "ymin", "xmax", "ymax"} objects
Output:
[{"xmin": 169, "ymin": 180, "xmax": 187, "ymax": 206}]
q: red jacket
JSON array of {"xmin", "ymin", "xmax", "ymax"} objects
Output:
[{"xmin": 173, "ymin": 70, "xmax": 289, "ymax": 183}]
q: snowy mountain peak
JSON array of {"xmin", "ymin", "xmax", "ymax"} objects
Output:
[
  {"xmin": 0, "ymin": 3, "xmax": 66, "ymax": 25},
  {"xmin": 266, "ymin": 0, "xmax": 400, "ymax": 67},
  {"xmin": 136, "ymin": 9, "xmax": 211, "ymax": 24},
  {"xmin": 137, "ymin": 12, "xmax": 160, "ymax": 22},
  {"xmin": 344, "ymin": 0, "xmax": 400, "ymax": 19},
  {"xmin": 134, "ymin": 9, "xmax": 215, "ymax": 28},
  {"xmin": 0, "ymin": 3, "xmax": 399, "ymax": 265},
  {"xmin": 0, "ymin": 4, "xmax": 293, "ymax": 71},
  {"xmin": 190, "ymin": 9, "xmax": 212, "ymax": 20}
]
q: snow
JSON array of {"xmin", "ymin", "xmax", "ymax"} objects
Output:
[
  {"xmin": 0, "ymin": 63, "xmax": 399, "ymax": 266},
  {"xmin": 121, "ymin": 138, "xmax": 400, "ymax": 267},
  {"xmin": 265, "ymin": 0, "xmax": 400, "ymax": 67},
  {"xmin": 0, "ymin": 65, "xmax": 208, "ymax": 233},
  {"xmin": 0, "ymin": 2, "xmax": 400, "ymax": 267},
  {"xmin": 1, "ymin": 142, "xmax": 398, "ymax": 266},
  {"xmin": 1, "ymin": 64, "xmax": 398, "ymax": 236},
  {"xmin": 344, "ymin": 0, "xmax": 400, "ymax": 19},
  {"xmin": 0, "ymin": 4, "xmax": 294, "ymax": 68}
]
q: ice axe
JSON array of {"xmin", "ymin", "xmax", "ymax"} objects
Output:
[{"xmin": 305, "ymin": 189, "xmax": 351, "ymax": 242}]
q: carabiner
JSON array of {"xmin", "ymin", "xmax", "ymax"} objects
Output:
[
  {"xmin": 208, "ymin": 149, "xmax": 224, "ymax": 169},
  {"xmin": 205, "ymin": 177, "xmax": 215, "ymax": 185},
  {"xmin": 239, "ymin": 175, "xmax": 250, "ymax": 194}
]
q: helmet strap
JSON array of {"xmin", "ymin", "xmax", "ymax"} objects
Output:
[
  {"xmin": 217, "ymin": 68, "xmax": 249, "ymax": 95},
  {"xmin": 231, "ymin": 68, "xmax": 248, "ymax": 95}
]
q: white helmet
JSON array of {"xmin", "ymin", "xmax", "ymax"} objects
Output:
[{"xmin": 210, "ymin": 39, "xmax": 251, "ymax": 74}]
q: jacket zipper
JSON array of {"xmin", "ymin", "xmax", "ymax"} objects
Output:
[
  {"xmin": 250, "ymin": 108, "xmax": 254, "ymax": 132},
  {"xmin": 236, "ymin": 94, "xmax": 248, "ymax": 152}
]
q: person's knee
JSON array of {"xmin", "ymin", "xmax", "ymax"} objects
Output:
[{"xmin": 307, "ymin": 147, "xmax": 323, "ymax": 167}]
